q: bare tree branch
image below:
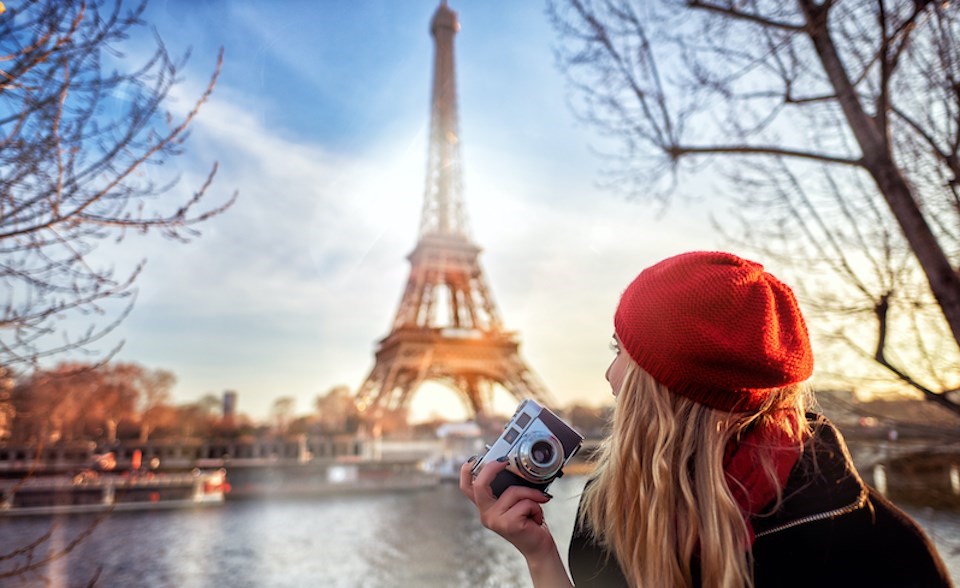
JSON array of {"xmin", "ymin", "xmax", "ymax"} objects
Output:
[
  {"xmin": 872, "ymin": 292, "xmax": 960, "ymax": 417},
  {"xmin": 0, "ymin": 0, "xmax": 234, "ymax": 368},
  {"xmin": 669, "ymin": 144, "xmax": 863, "ymax": 166},
  {"xmin": 550, "ymin": 0, "xmax": 960, "ymax": 411},
  {"xmin": 687, "ymin": 0, "xmax": 805, "ymax": 31}
]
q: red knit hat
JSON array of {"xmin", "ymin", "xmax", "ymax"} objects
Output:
[{"xmin": 614, "ymin": 251, "xmax": 813, "ymax": 412}]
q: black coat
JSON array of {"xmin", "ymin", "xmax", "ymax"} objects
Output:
[{"xmin": 568, "ymin": 417, "xmax": 953, "ymax": 587}]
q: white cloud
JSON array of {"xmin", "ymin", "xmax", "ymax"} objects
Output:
[
  {"xmin": 93, "ymin": 68, "xmax": 723, "ymax": 420},
  {"xmin": 78, "ymin": 2, "xmax": 727, "ymax": 421}
]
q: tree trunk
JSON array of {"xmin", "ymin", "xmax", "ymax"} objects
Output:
[
  {"xmin": 800, "ymin": 0, "xmax": 960, "ymax": 351},
  {"xmin": 865, "ymin": 160, "xmax": 960, "ymax": 343}
]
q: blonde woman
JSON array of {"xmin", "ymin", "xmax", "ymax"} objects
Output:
[{"xmin": 460, "ymin": 251, "xmax": 950, "ymax": 587}]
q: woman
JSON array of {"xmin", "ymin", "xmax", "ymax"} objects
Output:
[{"xmin": 460, "ymin": 251, "xmax": 951, "ymax": 587}]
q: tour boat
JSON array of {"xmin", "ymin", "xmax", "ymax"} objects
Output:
[{"xmin": 0, "ymin": 468, "xmax": 229, "ymax": 516}]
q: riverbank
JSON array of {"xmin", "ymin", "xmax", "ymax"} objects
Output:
[{"xmin": 0, "ymin": 475, "xmax": 956, "ymax": 587}]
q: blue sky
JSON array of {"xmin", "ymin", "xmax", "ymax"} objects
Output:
[{"xmin": 82, "ymin": 0, "xmax": 721, "ymax": 421}]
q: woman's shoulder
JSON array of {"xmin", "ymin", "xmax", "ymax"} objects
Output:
[
  {"xmin": 753, "ymin": 486, "xmax": 952, "ymax": 586},
  {"xmin": 860, "ymin": 488, "xmax": 952, "ymax": 577},
  {"xmin": 752, "ymin": 414, "xmax": 953, "ymax": 587},
  {"xmin": 568, "ymin": 505, "xmax": 629, "ymax": 588}
]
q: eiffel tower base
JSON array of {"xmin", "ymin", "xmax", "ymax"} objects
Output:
[{"xmin": 356, "ymin": 328, "xmax": 550, "ymax": 420}]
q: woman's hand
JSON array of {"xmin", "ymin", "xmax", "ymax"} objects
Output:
[
  {"xmin": 458, "ymin": 457, "xmax": 556, "ymax": 559},
  {"xmin": 459, "ymin": 458, "xmax": 574, "ymax": 587}
]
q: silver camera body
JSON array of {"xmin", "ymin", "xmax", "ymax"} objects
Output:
[{"xmin": 471, "ymin": 399, "xmax": 584, "ymax": 497}]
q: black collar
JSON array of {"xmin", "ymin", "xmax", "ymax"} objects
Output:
[{"xmin": 751, "ymin": 415, "xmax": 868, "ymax": 537}]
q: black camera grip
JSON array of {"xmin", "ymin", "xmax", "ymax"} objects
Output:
[{"xmin": 490, "ymin": 467, "xmax": 549, "ymax": 498}]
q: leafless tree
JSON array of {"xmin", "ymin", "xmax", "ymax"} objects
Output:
[
  {"xmin": 166, "ymin": 392, "xmax": 220, "ymax": 438},
  {"xmin": 315, "ymin": 385, "xmax": 360, "ymax": 434},
  {"xmin": 715, "ymin": 156, "xmax": 960, "ymax": 411},
  {"xmin": 0, "ymin": 0, "xmax": 235, "ymax": 370},
  {"xmin": 548, "ymin": 0, "xmax": 960, "ymax": 412},
  {"xmin": 137, "ymin": 366, "xmax": 173, "ymax": 442},
  {"xmin": 271, "ymin": 395, "xmax": 296, "ymax": 433},
  {"xmin": 0, "ymin": 2, "xmax": 232, "ymax": 580}
]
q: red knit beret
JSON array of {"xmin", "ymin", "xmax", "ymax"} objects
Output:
[{"xmin": 614, "ymin": 251, "xmax": 813, "ymax": 412}]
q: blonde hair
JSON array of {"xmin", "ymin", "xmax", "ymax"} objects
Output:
[{"xmin": 580, "ymin": 361, "xmax": 811, "ymax": 588}]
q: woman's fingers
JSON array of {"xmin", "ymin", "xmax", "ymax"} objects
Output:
[
  {"xmin": 471, "ymin": 459, "xmax": 509, "ymax": 510},
  {"xmin": 485, "ymin": 497, "xmax": 547, "ymax": 537},
  {"xmin": 470, "ymin": 460, "xmax": 553, "ymax": 510},
  {"xmin": 507, "ymin": 498, "xmax": 545, "ymax": 528},
  {"xmin": 458, "ymin": 458, "xmax": 477, "ymax": 500},
  {"xmin": 479, "ymin": 484, "xmax": 551, "ymax": 532},
  {"xmin": 461, "ymin": 457, "xmax": 553, "ymax": 531},
  {"xmin": 487, "ymin": 484, "xmax": 551, "ymax": 518},
  {"xmin": 459, "ymin": 459, "xmax": 557, "ymax": 558},
  {"xmin": 459, "ymin": 455, "xmax": 501, "ymax": 504}
]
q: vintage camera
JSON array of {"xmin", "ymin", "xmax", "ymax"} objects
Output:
[{"xmin": 472, "ymin": 399, "xmax": 584, "ymax": 497}]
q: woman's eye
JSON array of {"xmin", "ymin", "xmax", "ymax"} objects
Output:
[{"xmin": 609, "ymin": 337, "xmax": 620, "ymax": 354}]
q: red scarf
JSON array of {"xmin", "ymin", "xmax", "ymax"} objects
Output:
[{"xmin": 723, "ymin": 415, "xmax": 805, "ymax": 545}]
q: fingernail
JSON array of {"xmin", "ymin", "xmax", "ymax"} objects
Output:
[
  {"xmin": 496, "ymin": 456, "xmax": 508, "ymax": 463},
  {"xmin": 467, "ymin": 455, "xmax": 478, "ymax": 464},
  {"xmin": 542, "ymin": 491, "xmax": 553, "ymax": 499}
]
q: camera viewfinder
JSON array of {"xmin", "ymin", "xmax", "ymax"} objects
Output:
[
  {"xmin": 515, "ymin": 413, "xmax": 532, "ymax": 428},
  {"xmin": 504, "ymin": 427, "xmax": 521, "ymax": 444}
]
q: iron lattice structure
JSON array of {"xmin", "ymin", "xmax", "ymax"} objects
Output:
[{"xmin": 356, "ymin": 2, "xmax": 551, "ymax": 419}]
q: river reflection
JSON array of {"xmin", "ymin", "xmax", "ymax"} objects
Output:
[{"xmin": 0, "ymin": 475, "xmax": 957, "ymax": 587}]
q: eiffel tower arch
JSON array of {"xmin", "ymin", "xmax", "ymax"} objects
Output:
[{"xmin": 356, "ymin": 1, "xmax": 552, "ymax": 420}]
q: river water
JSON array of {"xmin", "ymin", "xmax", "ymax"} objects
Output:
[{"xmin": 0, "ymin": 475, "xmax": 958, "ymax": 587}]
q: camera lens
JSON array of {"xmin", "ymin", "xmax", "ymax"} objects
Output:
[
  {"xmin": 516, "ymin": 431, "xmax": 563, "ymax": 482},
  {"xmin": 530, "ymin": 441, "xmax": 554, "ymax": 465}
]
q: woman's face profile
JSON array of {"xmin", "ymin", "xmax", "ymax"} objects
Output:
[{"xmin": 606, "ymin": 335, "xmax": 630, "ymax": 397}]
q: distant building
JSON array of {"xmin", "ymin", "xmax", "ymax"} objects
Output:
[{"xmin": 223, "ymin": 390, "xmax": 237, "ymax": 423}]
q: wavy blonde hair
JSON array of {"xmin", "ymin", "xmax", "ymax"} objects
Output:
[{"xmin": 580, "ymin": 360, "xmax": 811, "ymax": 588}]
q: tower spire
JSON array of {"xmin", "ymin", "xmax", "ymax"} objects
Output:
[{"xmin": 421, "ymin": 1, "xmax": 466, "ymax": 237}]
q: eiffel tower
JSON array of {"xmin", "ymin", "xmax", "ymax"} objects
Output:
[{"xmin": 355, "ymin": 1, "xmax": 551, "ymax": 419}]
